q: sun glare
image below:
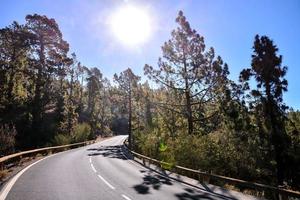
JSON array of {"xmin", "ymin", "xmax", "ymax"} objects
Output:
[{"xmin": 110, "ymin": 5, "xmax": 151, "ymax": 46}]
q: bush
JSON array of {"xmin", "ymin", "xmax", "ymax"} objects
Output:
[
  {"xmin": 135, "ymin": 129, "xmax": 160, "ymax": 158},
  {"xmin": 73, "ymin": 123, "xmax": 92, "ymax": 142},
  {"xmin": 136, "ymin": 130, "xmax": 233, "ymax": 174},
  {"xmin": 0, "ymin": 124, "xmax": 16, "ymax": 156},
  {"xmin": 53, "ymin": 134, "xmax": 72, "ymax": 145},
  {"xmin": 53, "ymin": 123, "xmax": 92, "ymax": 145}
]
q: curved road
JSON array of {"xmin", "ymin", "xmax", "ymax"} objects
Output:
[{"xmin": 1, "ymin": 135, "xmax": 259, "ymax": 200}]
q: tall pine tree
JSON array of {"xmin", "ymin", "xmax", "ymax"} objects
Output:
[{"xmin": 240, "ymin": 35, "xmax": 289, "ymax": 185}]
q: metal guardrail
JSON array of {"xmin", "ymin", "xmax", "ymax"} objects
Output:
[
  {"xmin": 123, "ymin": 141, "xmax": 300, "ymax": 199},
  {"xmin": 0, "ymin": 140, "xmax": 95, "ymax": 171}
]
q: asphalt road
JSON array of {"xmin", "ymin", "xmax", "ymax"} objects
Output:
[{"xmin": 1, "ymin": 135, "xmax": 259, "ymax": 200}]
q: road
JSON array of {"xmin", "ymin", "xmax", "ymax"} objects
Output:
[{"xmin": 1, "ymin": 135, "xmax": 259, "ymax": 200}]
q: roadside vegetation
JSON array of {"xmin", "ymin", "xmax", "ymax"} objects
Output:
[{"xmin": 0, "ymin": 11, "xmax": 299, "ymax": 193}]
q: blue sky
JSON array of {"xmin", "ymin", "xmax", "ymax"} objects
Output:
[{"xmin": 1, "ymin": 0, "xmax": 300, "ymax": 109}]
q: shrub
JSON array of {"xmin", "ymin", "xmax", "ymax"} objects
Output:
[
  {"xmin": 135, "ymin": 129, "xmax": 160, "ymax": 158},
  {"xmin": 53, "ymin": 134, "xmax": 72, "ymax": 145},
  {"xmin": 0, "ymin": 124, "xmax": 16, "ymax": 156},
  {"xmin": 73, "ymin": 123, "xmax": 92, "ymax": 142},
  {"xmin": 53, "ymin": 123, "xmax": 92, "ymax": 145}
]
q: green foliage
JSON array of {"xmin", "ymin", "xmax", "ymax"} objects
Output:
[
  {"xmin": 134, "ymin": 129, "xmax": 160, "ymax": 158},
  {"xmin": 85, "ymin": 67, "xmax": 113, "ymax": 136},
  {"xmin": 54, "ymin": 123, "xmax": 92, "ymax": 145},
  {"xmin": 285, "ymin": 110, "xmax": 300, "ymax": 187},
  {"xmin": 159, "ymin": 140, "xmax": 167, "ymax": 152},
  {"xmin": 53, "ymin": 134, "xmax": 72, "ymax": 146},
  {"xmin": 239, "ymin": 34, "xmax": 290, "ymax": 185},
  {"xmin": 114, "ymin": 68, "xmax": 141, "ymax": 148},
  {"xmin": 144, "ymin": 11, "xmax": 230, "ymax": 135},
  {"xmin": 73, "ymin": 123, "xmax": 92, "ymax": 142},
  {"xmin": 0, "ymin": 14, "xmax": 112, "ymax": 153},
  {"xmin": 0, "ymin": 124, "xmax": 16, "ymax": 155}
]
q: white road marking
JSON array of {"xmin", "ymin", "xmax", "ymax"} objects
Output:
[
  {"xmin": 97, "ymin": 174, "xmax": 115, "ymax": 190},
  {"xmin": 90, "ymin": 163, "xmax": 97, "ymax": 173},
  {"xmin": 89, "ymin": 157, "xmax": 92, "ymax": 163},
  {"xmin": 0, "ymin": 154, "xmax": 56, "ymax": 200},
  {"xmin": 121, "ymin": 194, "xmax": 132, "ymax": 200}
]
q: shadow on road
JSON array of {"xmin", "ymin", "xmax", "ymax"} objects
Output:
[
  {"xmin": 87, "ymin": 145, "xmax": 131, "ymax": 160},
  {"xmin": 175, "ymin": 188, "xmax": 215, "ymax": 200},
  {"xmin": 86, "ymin": 144, "xmax": 240, "ymax": 200},
  {"xmin": 133, "ymin": 170, "xmax": 173, "ymax": 194},
  {"xmin": 174, "ymin": 187, "xmax": 239, "ymax": 200},
  {"xmin": 132, "ymin": 169, "xmax": 238, "ymax": 200}
]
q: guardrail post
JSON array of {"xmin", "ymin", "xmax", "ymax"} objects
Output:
[
  {"xmin": 203, "ymin": 173, "xmax": 210, "ymax": 184},
  {"xmin": 278, "ymin": 186, "xmax": 288, "ymax": 200},
  {"xmin": 0, "ymin": 162, "xmax": 4, "ymax": 171},
  {"xmin": 198, "ymin": 170, "xmax": 201, "ymax": 182},
  {"xmin": 18, "ymin": 155, "xmax": 23, "ymax": 166}
]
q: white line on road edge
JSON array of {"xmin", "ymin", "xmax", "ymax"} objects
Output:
[
  {"xmin": 97, "ymin": 174, "xmax": 115, "ymax": 190},
  {"xmin": 89, "ymin": 157, "xmax": 92, "ymax": 163},
  {"xmin": 90, "ymin": 163, "xmax": 97, "ymax": 173},
  {"xmin": 121, "ymin": 194, "xmax": 132, "ymax": 200},
  {"xmin": 0, "ymin": 154, "xmax": 56, "ymax": 200}
]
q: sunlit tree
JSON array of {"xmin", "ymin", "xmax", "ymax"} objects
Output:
[
  {"xmin": 26, "ymin": 14, "xmax": 70, "ymax": 146},
  {"xmin": 144, "ymin": 11, "xmax": 229, "ymax": 135},
  {"xmin": 114, "ymin": 68, "xmax": 140, "ymax": 148}
]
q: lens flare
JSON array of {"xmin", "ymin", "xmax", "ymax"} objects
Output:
[{"xmin": 110, "ymin": 5, "xmax": 151, "ymax": 46}]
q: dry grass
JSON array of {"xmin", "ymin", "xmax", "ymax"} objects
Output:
[{"xmin": 0, "ymin": 169, "xmax": 9, "ymax": 181}]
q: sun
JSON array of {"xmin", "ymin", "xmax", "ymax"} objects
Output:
[{"xmin": 110, "ymin": 5, "xmax": 151, "ymax": 46}]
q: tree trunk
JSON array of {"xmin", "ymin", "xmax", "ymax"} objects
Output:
[
  {"xmin": 266, "ymin": 82, "xmax": 285, "ymax": 185},
  {"xmin": 67, "ymin": 69, "xmax": 74, "ymax": 135},
  {"xmin": 269, "ymin": 101, "xmax": 285, "ymax": 185},
  {"xmin": 7, "ymin": 50, "xmax": 15, "ymax": 102},
  {"xmin": 128, "ymin": 85, "xmax": 132, "ymax": 149},
  {"xmin": 185, "ymin": 90, "xmax": 193, "ymax": 135},
  {"xmin": 31, "ymin": 39, "xmax": 45, "ymax": 146},
  {"xmin": 183, "ymin": 56, "xmax": 193, "ymax": 135}
]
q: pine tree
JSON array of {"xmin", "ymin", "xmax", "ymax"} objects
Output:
[
  {"xmin": 0, "ymin": 22, "xmax": 31, "ymax": 123},
  {"xmin": 86, "ymin": 67, "xmax": 103, "ymax": 135},
  {"xmin": 25, "ymin": 14, "xmax": 70, "ymax": 146},
  {"xmin": 239, "ymin": 34, "xmax": 289, "ymax": 185},
  {"xmin": 144, "ymin": 11, "xmax": 229, "ymax": 135},
  {"xmin": 114, "ymin": 68, "xmax": 140, "ymax": 149}
]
